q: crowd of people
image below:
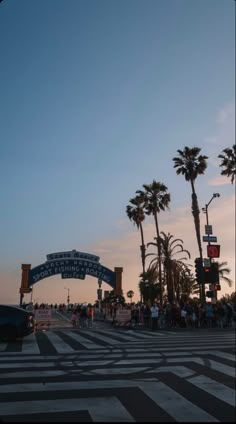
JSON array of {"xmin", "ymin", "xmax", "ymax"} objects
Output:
[
  {"xmin": 109, "ymin": 300, "xmax": 236, "ymax": 331},
  {"xmin": 27, "ymin": 299, "xmax": 236, "ymax": 331}
]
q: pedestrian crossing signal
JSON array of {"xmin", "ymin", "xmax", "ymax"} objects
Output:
[{"xmin": 213, "ymin": 284, "xmax": 221, "ymax": 291}]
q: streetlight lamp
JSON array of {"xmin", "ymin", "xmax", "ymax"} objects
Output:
[
  {"xmin": 64, "ymin": 287, "xmax": 70, "ymax": 308},
  {"xmin": 202, "ymin": 193, "xmax": 220, "ymax": 302},
  {"xmin": 202, "ymin": 193, "xmax": 220, "ymax": 227}
]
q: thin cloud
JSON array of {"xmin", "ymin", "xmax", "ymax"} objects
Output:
[{"xmin": 208, "ymin": 175, "xmax": 231, "ymax": 186}]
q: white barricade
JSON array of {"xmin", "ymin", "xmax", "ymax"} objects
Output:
[
  {"xmin": 114, "ymin": 309, "xmax": 131, "ymax": 327},
  {"xmin": 34, "ymin": 309, "xmax": 51, "ymax": 331}
]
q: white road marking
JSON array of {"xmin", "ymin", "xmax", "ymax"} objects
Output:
[
  {"xmin": 66, "ymin": 330, "xmax": 102, "ymax": 349},
  {"xmin": 21, "ymin": 333, "xmax": 40, "ymax": 354},
  {"xmin": 0, "ymin": 396, "xmax": 135, "ymax": 422},
  {"xmin": 195, "ymin": 351, "xmax": 236, "ymax": 362},
  {"xmin": 0, "ymin": 361, "xmax": 55, "ymax": 369},
  {"xmin": 139, "ymin": 380, "xmax": 219, "ymax": 422},
  {"xmin": 45, "ymin": 332, "xmax": 74, "ymax": 353},
  {"xmin": 190, "ymin": 358, "xmax": 236, "ymax": 378},
  {"xmin": 0, "ymin": 370, "xmax": 66, "ymax": 378},
  {"xmin": 188, "ymin": 374, "xmax": 236, "ymax": 407},
  {"xmin": 0, "ymin": 343, "xmax": 7, "ymax": 352}
]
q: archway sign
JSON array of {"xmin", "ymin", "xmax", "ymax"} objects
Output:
[{"xmin": 19, "ymin": 250, "xmax": 123, "ymax": 304}]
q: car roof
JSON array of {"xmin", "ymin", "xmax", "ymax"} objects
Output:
[{"xmin": 0, "ymin": 304, "xmax": 32, "ymax": 314}]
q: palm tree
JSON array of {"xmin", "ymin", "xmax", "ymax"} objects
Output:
[
  {"xmin": 218, "ymin": 144, "xmax": 236, "ymax": 184},
  {"xmin": 172, "ymin": 146, "xmax": 208, "ymax": 302},
  {"xmin": 126, "ymin": 195, "xmax": 146, "ymax": 277},
  {"xmin": 217, "ymin": 261, "xmax": 233, "ymax": 288},
  {"xmin": 127, "ymin": 290, "xmax": 134, "ymax": 303},
  {"xmin": 146, "ymin": 232, "xmax": 191, "ymax": 303},
  {"xmin": 138, "ymin": 266, "xmax": 160, "ymax": 303},
  {"xmin": 136, "ymin": 181, "xmax": 170, "ymax": 305}
]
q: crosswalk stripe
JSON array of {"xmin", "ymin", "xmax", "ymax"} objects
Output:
[
  {"xmin": 96, "ymin": 329, "xmax": 142, "ymax": 342},
  {"xmin": 0, "ymin": 376, "xmax": 232, "ymax": 421},
  {"xmin": 0, "ymin": 361, "xmax": 55, "ymax": 369},
  {"xmin": 187, "ymin": 374, "xmax": 236, "ymax": 407},
  {"xmin": 128, "ymin": 330, "xmax": 163, "ymax": 339},
  {"xmin": 66, "ymin": 330, "xmax": 102, "ymax": 349},
  {"xmin": 138, "ymin": 330, "xmax": 168, "ymax": 337},
  {"xmin": 139, "ymin": 380, "xmax": 219, "ymax": 422},
  {"xmin": 0, "ymin": 329, "xmax": 235, "ymax": 356},
  {"xmin": 21, "ymin": 333, "xmax": 40, "ymax": 354},
  {"xmin": 0, "ymin": 343, "xmax": 7, "ymax": 352},
  {"xmin": 0, "ymin": 355, "xmax": 233, "ymax": 379},
  {"xmin": 0, "ymin": 396, "xmax": 135, "ymax": 422},
  {"xmin": 195, "ymin": 351, "xmax": 236, "ymax": 362},
  {"xmin": 190, "ymin": 358, "xmax": 235, "ymax": 377},
  {"xmin": 45, "ymin": 332, "xmax": 74, "ymax": 353},
  {"xmin": 0, "ymin": 370, "xmax": 66, "ymax": 378},
  {"xmin": 82, "ymin": 330, "xmax": 118, "ymax": 345}
]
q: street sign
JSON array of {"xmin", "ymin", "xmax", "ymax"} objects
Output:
[
  {"xmin": 207, "ymin": 245, "xmax": 220, "ymax": 258},
  {"xmin": 205, "ymin": 225, "xmax": 213, "ymax": 235},
  {"xmin": 203, "ymin": 235, "xmax": 217, "ymax": 242}
]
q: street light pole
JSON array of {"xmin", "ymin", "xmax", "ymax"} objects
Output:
[
  {"xmin": 202, "ymin": 193, "xmax": 220, "ymax": 303},
  {"xmin": 64, "ymin": 287, "xmax": 70, "ymax": 308}
]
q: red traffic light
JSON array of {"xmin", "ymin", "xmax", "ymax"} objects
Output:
[{"xmin": 213, "ymin": 284, "xmax": 221, "ymax": 291}]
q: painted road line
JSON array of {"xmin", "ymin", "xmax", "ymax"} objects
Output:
[
  {"xmin": 96, "ymin": 329, "xmax": 142, "ymax": 342},
  {"xmin": 82, "ymin": 367, "xmax": 150, "ymax": 375},
  {"xmin": 0, "ymin": 361, "xmax": 55, "ymax": 369},
  {"xmin": 45, "ymin": 331, "xmax": 74, "ymax": 353},
  {"xmin": 195, "ymin": 351, "xmax": 236, "ymax": 362},
  {"xmin": 187, "ymin": 374, "xmax": 236, "ymax": 407},
  {"xmin": 0, "ymin": 370, "xmax": 66, "ymax": 378},
  {"xmin": 84, "ymin": 331, "xmax": 119, "ymax": 345},
  {"xmin": 0, "ymin": 343, "xmax": 7, "ymax": 352},
  {"xmin": 146, "ymin": 365, "xmax": 195, "ymax": 378},
  {"xmin": 21, "ymin": 333, "xmax": 40, "ymax": 354},
  {"xmin": 191, "ymin": 358, "xmax": 236, "ymax": 378},
  {"xmin": 66, "ymin": 330, "xmax": 102, "ymax": 349},
  {"xmin": 139, "ymin": 380, "xmax": 219, "ymax": 422},
  {"xmin": 0, "ymin": 396, "xmax": 135, "ymax": 422}
]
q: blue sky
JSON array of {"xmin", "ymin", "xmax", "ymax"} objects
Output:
[{"xmin": 0, "ymin": 0, "xmax": 235, "ymax": 304}]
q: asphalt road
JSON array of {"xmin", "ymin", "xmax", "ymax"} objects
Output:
[{"xmin": 0, "ymin": 312, "xmax": 235, "ymax": 422}]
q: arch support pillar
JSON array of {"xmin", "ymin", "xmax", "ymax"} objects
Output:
[
  {"xmin": 114, "ymin": 267, "xmax": 123, "ymax": 296},
  {"xmin": 19, "ymin": 264, "xmax": 31, "ymax": 306}
]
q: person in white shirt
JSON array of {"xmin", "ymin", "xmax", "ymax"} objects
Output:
[{"xmin": 150, "ymin": 303, "xmax": 159, "ymax": 331}]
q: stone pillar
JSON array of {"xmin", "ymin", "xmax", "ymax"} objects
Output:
[
  {"xmin": 114, "ymin": 267, "xmax": 123, "ymax": 296},
  {"xmin": 19, "ymin": 264, "xmax": 31, "ymax": 307},
  {"xmin": 21, "ymin": 264, "xmax": 31, "ymax": 289}
]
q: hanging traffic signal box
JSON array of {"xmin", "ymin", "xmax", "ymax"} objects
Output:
[
  {"xmin": 206, "ymin": 290, "xmax": 214, "ymax": 298},
  {"xmin": 203, "ymin": 262, "xmax": 219, "ymax": 284},
  {"xmin": 195, "ymin": 258, "xmax": 203, "ymax": 283}
]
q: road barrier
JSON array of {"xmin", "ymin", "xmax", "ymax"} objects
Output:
[{"xmin": 34, "ymin": 309, "xmax": 51, "ymax": 332}]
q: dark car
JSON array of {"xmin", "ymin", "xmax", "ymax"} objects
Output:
[{"xmin": 0, "ymin": 305, "xmax": 34, "ymax": 341}]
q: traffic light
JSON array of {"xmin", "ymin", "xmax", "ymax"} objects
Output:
[
  {"xmin": 213, "ymin": 284, "xmax": 221, "ymax": 291},
  {"xmin": 203, "ymin": 262, "xmax": 219, "ymax": 284},
  {"xmin": 206, "ymin": 290, "xmax": 214, "ymax": 298},
  {"xmin": 195, "ymin": 258, "xmax": 203, "ymax": 283}
]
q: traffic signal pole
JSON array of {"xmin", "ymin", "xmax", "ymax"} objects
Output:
[{"xmin": 202, "ymin": 193, "xmax": 220, "ymax": 304}]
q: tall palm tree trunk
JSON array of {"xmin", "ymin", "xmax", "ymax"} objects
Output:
[
  {"xmin": 140, "ymin": 223, "xmax": 146, "ymax": 276},
  {"xmin": 154, "ymin": 213, "xmax": 163, "ymax": 305},
  {"xmin": 140, "ymin": 223, "xmax": 146, "ymax": 302}
]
